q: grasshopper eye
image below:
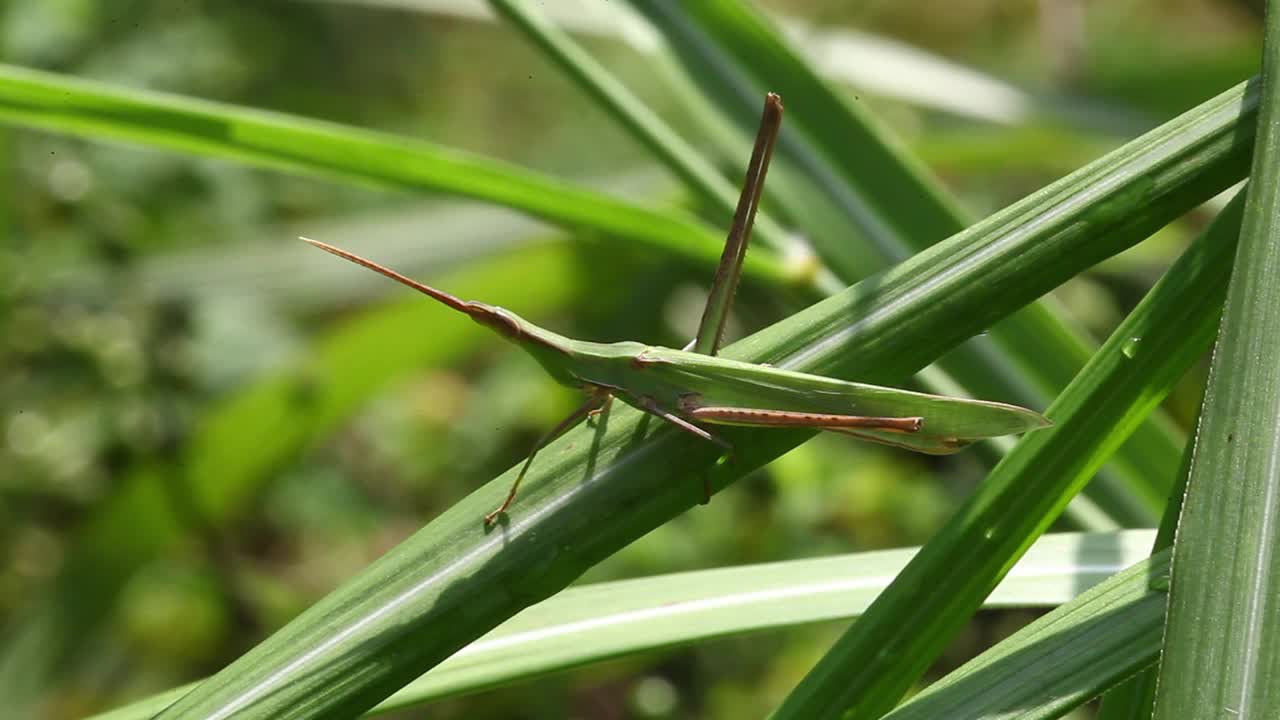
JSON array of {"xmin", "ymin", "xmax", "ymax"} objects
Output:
[{"xmin": 469, "ymin": 304, "xmax": 523, "ymax": 339}]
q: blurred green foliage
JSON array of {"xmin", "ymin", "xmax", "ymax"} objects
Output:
[{"xmin": 0, "ymin": 1, "xmax": 1261, "ymax": 718}]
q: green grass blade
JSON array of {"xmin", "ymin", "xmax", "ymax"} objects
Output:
[
  {"xmin": 882, "ymin": 552, "xmax": 1170, "ymax": 720},
  {"xmin": 47, "ymin": 202, "xmax": 562, "ymax": 308},
  {"xmin": 147, "ymin": 82, "xmax": 1252, "ymax": 719},
  {"xmin": 771, "ymin": 188, "xmax": 1246, "ymax": 720},
  {"xmin": 1094, "ymin": 403, "xmax": 1200, "ymax": 720},
  {"xmin": 1152, "ymin": 28, "xmax": 1280, "ymax": 718},
  {"xmin": 485, "ymin": 0, "xmax": 800, "ymax": 261},
  {"xmin": 0, "ymin": 63, "xmax": 795, "ymax": 286},
  {"xmin": 630, "ymin": 1, "xmax": 1184, "ymax": 525},
  {"xmin": 642, "ymin": 0, "xmax": 965, "ymax": 253},
  {"xmin": 625, "ymin": 1, "xmax": 894, "ymax": 278},
  {"xmin": 87, "ymin": 530, "xmax": 1155, "ymax": 720}
]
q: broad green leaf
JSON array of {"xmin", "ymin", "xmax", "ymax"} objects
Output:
[
  {"xmin": 149, "ymin": 80, "xmax": 1252, "ymax": 720},
  {"xmin": 1153, "ymin": 34, "xmax": 1280, "ymax": 719}
]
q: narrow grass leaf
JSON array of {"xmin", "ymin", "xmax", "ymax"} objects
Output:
[
  {"xmin": 0, "ymin": 63, "xmax": 794, "ymax": 286},
  {"xmin": 883, "ymin": 552, "xmax": 1171, "ymax": 720},
  {"xmin": 150, "ymin": 82, "xmax": 1252, "ymax": 720},
  {"xmin": 88, "ymin": 530, "xmax": 1156, "ymax": 720},
  {"xmin": 771, "ymin": 188, "xmax": 1246, "ymax": 720},
  {"xmin": 640, "ymin": 0, "xmax": 965, "ymax": 253},
  {"xmin": 1095, "ymin": 400, "xmax": 1202, "ymax": 720},
  {"xmin": 630, "ymin": 0, "xmax": 1185, "ymax": 525},
  {"xmin": 486, "ymin": 0, "xmax": 801, "ymax": 261},
  {"xmin": 1153, "ymin": 14, "xmax": 1280, "ymax": 718}
]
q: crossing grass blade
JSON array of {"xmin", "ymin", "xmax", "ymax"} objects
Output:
[
  {"xmin": 771, "ymin": 186, "xmax": 1246, "ymax": 720},
  {"xmin": 635, "ymin": 0, "xmax": 965, "ymax": 255},
  {"xmin": 1094, "ymin": 400, "xmax": 1201, "ymax": 720},
  {"xmin": 486, "ymin": 0, "xmax": 800, "ymax": 261},
  {"xmin": 145, "ymin": 80, "xmax": 1253, "ymax": 719},
  {"xmin": 1152, "ymin": 13, "xmax": 1280, "ymax": 717},
  {"xmin": 627, "ymin": 0, "xmax": 1185, "ymax": 526},
  {"xmin": 86, "ymin": 530, "xmax": 1155, "ymax": 720},
  {"xmin": 881, "ymin": 551, "xmax": 1171, "ymax": 720}
]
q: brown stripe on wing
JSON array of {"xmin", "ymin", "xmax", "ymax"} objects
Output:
[{"xmin": 686, "ymin": 406, "xmax": 922, "ymax": 433}]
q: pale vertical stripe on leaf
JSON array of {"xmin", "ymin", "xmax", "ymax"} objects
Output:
[{"xmin": 1153, "ymin": 10, "xmax": 1280, "ymax": 718}]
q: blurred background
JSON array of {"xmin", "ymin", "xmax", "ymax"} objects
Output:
[{"xmin": 0, "ymin": 1, "xmax": 1261, "ymax": 718}]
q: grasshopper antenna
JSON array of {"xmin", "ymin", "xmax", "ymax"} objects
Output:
[
  {"xmin": 691, "ymin": 93, "xmax": 783, "ymax": 357},
  {"xmin": 301, "ymin": 237, "xmax": 474, "ymax": 314}
]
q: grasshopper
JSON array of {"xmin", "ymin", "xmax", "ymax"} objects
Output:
[{"xmin": 304, "ymin": 93, "xmax": 1049, "ymax": 526}]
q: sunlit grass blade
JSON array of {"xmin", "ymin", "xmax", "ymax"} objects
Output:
[
  {"xmin": 882, "ymin": 551, "xmax": 1170, "ymax": 720},
  {"xmin": 636, "ymin": 0, "xmax": 965, "ymax": 255},
  {"xmin": 0, "ymin": 63, "xmax": 796, "ymax": 286},
  {"xmin": 1095, "ymin": 401, "xmax": 1201, "ymax": 720},
  {"xmin": 772, "ymin": 188, "xmax": 1246, "ymax": 720},
  {"xmin": 149, "ymin": 81, "xmax": 1252, "ymax": 719},
  {"xmin": 486, "ymin": 0, "xmax": 802, "ymax": 263},
  {"xmin": 483, "ymin": 0, "xmax": 812, "ymax": 346},
  {"xmin": 1152, "ymin": 19, "xmax": 1280, "ymax": 718},
  {"xmin": 45, "ymin": 201, "xmax": 561, "ymax": 308},
  {"xmin": 303, "ymin": 0, "xmax": 1046, "ymax": 125},
  {"xmin": 87, "ymin": 530, "xmax": 1155, "ymax": 720},
  {"xmin": 630, "ymin": 0, "xmax": 1185, "ymax": 526}
]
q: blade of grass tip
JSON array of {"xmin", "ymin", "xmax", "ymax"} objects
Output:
[
  {"xmin": 770, "ymin": 188, "xmax": 1247, "ymax": 720},
  {"xmin": 0, "ymin": 63, "xmax": 798, "ymax": 288},
  {"xmin": 1153, "ymin": 14, "xmax": 1280, "ymax": 718},
  {"xmin": 881, "ymin": 551, "xmax": 1171, "ymax": 720},
  {"xmin": 1095, "ymin": 400, "xmax": 1202, "ymax": 720},
  {"xmin": 486, "ymin": 0, "xmax": 802, "ymax": 262},
  {"xmin": 148, "ymin": 81, "xmax": 1252, "ymax": 720},
  {"xmin": 632, "ymin": 0, "xmax": 1184, "ymax": 525}
]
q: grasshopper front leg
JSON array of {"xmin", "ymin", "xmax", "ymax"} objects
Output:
[{"xmin": 485, "ymin": 386, "xmax": 613, "ymax": 527}]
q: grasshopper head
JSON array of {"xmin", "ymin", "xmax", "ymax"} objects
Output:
[
  {"xmin": 465, "ymin": 303, "xmax": 524, "ymax": 339},
  {"xmin": 476, "ymin": 307, "xmax": 580, "ymax": 388}
]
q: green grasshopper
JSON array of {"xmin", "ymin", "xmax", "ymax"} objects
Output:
[{"xmin": 304, "ymin": 93, "xmax": 1049, "ymax": 526}]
